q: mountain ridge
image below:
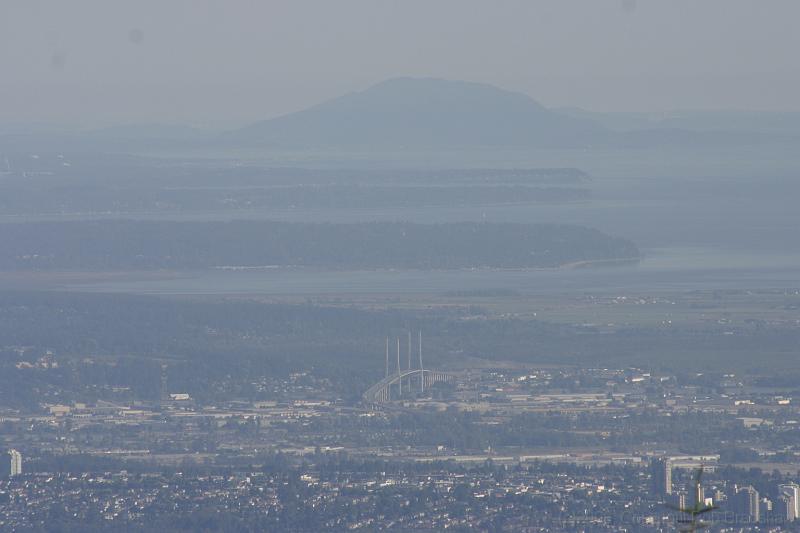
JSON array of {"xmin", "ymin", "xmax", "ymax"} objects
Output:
[{"xmin": 226, "ymin": 77, "xmax": 606, "ymax": 149}]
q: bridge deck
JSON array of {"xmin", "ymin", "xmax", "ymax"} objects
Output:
[{"xmin": 363, "ymin": 369, "xmax": 454, "ymax": 403}]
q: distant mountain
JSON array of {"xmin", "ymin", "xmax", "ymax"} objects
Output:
[
  {"xmin": 227, "ymin": 78, "xmax": 606, "ymax": 149},
  {"xmin": 82, "ymin": 123, "xmax": 212, "ymax": 142},
  {"xmin": 557, "ymin": 108, "xmax": 800, "ymax": 134},
  {"xmin": 0, "ymin": 123, "xmax": 213, "ymax": 153},
  {"xmin": 557, "ymin": 108, "xmax": 800, "ymax": 146}
]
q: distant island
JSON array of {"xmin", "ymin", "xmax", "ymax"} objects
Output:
[{"xmin": 0, "ymin": 220, "xmax": 639, "ymax": 271}]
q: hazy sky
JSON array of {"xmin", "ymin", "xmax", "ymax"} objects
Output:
[{"xmin": 2, "ymin": 0, "xmax": 799, "ymax": 127}]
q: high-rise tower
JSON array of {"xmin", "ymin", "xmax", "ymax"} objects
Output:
[
  {"xmin": 779, "ymin": 484, "xmax": 799, "ymax": 521},
  {"xmin": 8, "ymin": 449, "xmax": 22, "ymax": 477},
  {"xmin": 650, "ymin": 457, "xmax": 672, "ymax": 496},
  {"xmin": 734, "ymin": 486, "xmax": 760, "ymax": 523}
]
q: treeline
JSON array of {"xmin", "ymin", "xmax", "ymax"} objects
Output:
[
  {"xmin": 0, "ymin": 159, "xmax": 590, "ymax": 216},
  {"xmin": 0, "ymin": 154, "xmax": 589, "ymax": 187},
  {"xmin": 0, "ymin": 220, "xmax": 638, "ymax": 270},
  {"xmin": 0, "ymin": 184, "xmax": 587, "ymax": 215}
]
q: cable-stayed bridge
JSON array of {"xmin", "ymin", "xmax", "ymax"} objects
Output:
[
  {"xmin": 362, "ymin": 368, "xmax": 454, "ymax": 403},
  {"xmin": 362, "ymin": 331, "xmax": 454, "ymax": 404}
]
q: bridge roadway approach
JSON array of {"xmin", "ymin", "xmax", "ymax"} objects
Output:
[{"xmin": 362, "ymin": 369, "xmax": 454, "ymax": 404}]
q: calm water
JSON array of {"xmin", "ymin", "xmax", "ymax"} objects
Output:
[
  {"xmin": 7, "ymin": 147, "xmax": 799, "ymax": 296},
  {"xmin": 3, "ymin": 174, "xmax": 797, "ymax": 253}
]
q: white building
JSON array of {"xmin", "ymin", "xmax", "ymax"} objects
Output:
[
  {"xmin": 8, "ymin": 449, "xmax": 22, "ymax": 477},
  {"xmin": 779, "ymin": 483, "xmax": 799, "ymax": 521}
]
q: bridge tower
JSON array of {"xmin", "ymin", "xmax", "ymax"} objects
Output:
[
  {"xmin": 418, "ymin": 330, "xmax": 424, "ymax": 393},
  {"xmin": 396, "ymin": 337, "xmax": 401, "ymax": 398}
]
